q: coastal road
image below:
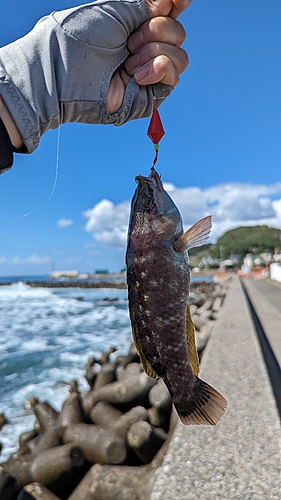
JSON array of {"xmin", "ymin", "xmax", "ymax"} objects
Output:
[{"xmin": 242, "ymin": 278, "xmax": 281, "ymax": 368}]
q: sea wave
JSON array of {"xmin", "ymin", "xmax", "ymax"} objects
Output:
[{"xmin": 0, "ymin": 283, "xmax": 132, "ymax": 462}]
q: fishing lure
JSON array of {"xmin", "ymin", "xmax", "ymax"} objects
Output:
[{"xmin": 147, "ymin": 98, "xmax": 165, "ymax": 167}]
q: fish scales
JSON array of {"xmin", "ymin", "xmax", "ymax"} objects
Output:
[
  {"xmin": 126, "ymin": 167, "xmax": 227, "ymax": 425},
  {"xmin": 128, "ymin": 242, "xmax": 191, "ymax": 388}
]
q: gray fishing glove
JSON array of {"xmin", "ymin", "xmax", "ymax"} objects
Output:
[{"xmin": 0, "ymin": 0, "xmax": 173, "ymax": 153}]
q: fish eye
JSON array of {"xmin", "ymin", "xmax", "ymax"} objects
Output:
[{"xmin": 143, "ymin": 197, "xmax": 153, "ymax": 209}]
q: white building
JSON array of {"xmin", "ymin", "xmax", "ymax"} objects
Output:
[
  {"xmin": 270, "ymin": 263, "xmax": 281, "ymax": 283},
  {"xmin": 50, "ymin": 270, "xmax": 79, "ymax": 279}
]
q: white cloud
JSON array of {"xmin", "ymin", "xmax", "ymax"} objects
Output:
[
  {"xmin": 83, "ymin": 182, "xmax": 281, "ymax": 248},
  {"xmin": 57, "ymin": 219, "xmax": 73, "ymax": 228},
  {"xmin": 83, "ymin": 199, "xmax": 130, "ymax": 248},
  {"xmin": 0, "ymin": 255, "xmax": 50, "ymax": 266},
  {"xmin": 165, "ymin": 182, "xmax": 281, "ymax": 242}
]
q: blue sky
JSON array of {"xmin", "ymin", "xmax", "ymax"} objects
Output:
[{"xmin": 0, "ymin": 0, "xmax": 281, "ymax": 276}]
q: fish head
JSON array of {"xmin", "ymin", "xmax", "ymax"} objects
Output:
[{"xmin": 130, "ymin": 167, "xmax": 183, "ymax": 240}]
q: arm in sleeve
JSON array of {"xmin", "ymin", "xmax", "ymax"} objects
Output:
[{"xmin": 0, "ymin": 0, "xmax": 173, "ymax": 153}]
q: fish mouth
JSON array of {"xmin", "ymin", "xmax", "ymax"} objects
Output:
[{"xmin": 135, "ymin": 167, "xmax": 163, "ymax": 192}]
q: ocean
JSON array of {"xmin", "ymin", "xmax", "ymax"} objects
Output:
[
  {"xmin": 0, "ymin": 274, "xmax": 213, "ymax": 463},
  {"xmin": 0, "ymin": 277, "xmax": 131, "ymax": 462}
]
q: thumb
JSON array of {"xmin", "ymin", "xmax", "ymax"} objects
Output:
[{"xmin": 145, "ymin": 0, "xmax": 192, "ymax": 19}]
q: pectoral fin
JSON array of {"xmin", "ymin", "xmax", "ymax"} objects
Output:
[
  {"xmin": 186, "ymin": 305, "xmax": 199, "ymax": 377},
  {"xmin": 130, "ymin": 320, "xmax": 159, "ymax": 379},
  {"xmin": 173, "ymin": 215, "xmax": 212, "ymax": 253}
]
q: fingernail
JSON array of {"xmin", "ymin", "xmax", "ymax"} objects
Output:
[
  {"xmin": 135, "ymin": 64, "xmax": 151, "ymax": 83},
  {"xmin": 128, "ymin": 30, "xmax": 143, "ymax": 52}
]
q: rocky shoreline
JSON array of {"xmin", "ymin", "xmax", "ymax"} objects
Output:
[
  {"xmin": 0, "ymin": 280, "xmax": 127, "ymax": 289},
  {"xmin": 0, "ymin": 280, "xmax": 229, "ymax": 500}
]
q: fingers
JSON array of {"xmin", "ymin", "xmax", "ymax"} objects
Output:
[
  {"xmin": 106, "ymin": 65, "xmax": 131, "ymax": 114},
  {"xmin": 107, "ymin": 6, "xmax": 190, "ymax": 114},
  {"xmin": 125, "ymin": 42, "xmax": 188, "ymax": 86},
  {"xmin": 126, "ymin": 17, "xmax": 188, "ymax": 88},
  {"xmin": 145, "ymin": 0, "xmax": 192, "ymax": 20},
  {"xmin": 128, "ymin": 17, "xmax": 186, "ymax": 53},
  {"xmin": 134, "ymin": 54, "xmax": 181, "ymax": 87}
]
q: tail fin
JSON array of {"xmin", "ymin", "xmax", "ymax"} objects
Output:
[{"xmin": 175, "ymin": 377, "xmax": 227, "ymax": 426}]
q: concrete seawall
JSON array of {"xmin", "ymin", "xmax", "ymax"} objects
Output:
[{"xmin": 150, "ymin": 275, "xmax": 281, "ymax": 499}]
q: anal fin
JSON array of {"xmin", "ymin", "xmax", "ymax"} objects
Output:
[{"xmin": 186, "ymin": 305, "xmax": 199, "ymax": 377}]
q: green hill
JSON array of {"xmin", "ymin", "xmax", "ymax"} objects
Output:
[
  {"xmin": 189, "ymin": 225, "xmax": 281, "ymax": 266},
  {"xmin": 212, "ymin": 225, "xmax": 281, "ymax": 259}
]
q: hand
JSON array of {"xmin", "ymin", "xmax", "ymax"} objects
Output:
[{"xmin": 106, "ymin": 0, "xmax": 191, "ymax": 114}]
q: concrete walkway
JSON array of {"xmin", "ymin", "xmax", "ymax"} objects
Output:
[
  {"xmin": 242, "ymin": 278, "xmax": 281, "ymax": 367},
  {"xmin": 150, "ymin": 275, "xmax": 281, "ymax": 500}
]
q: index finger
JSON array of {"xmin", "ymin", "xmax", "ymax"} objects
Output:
[{"xmin": 145, "ymin": 0, "xmax": 192, "ymax": 20}]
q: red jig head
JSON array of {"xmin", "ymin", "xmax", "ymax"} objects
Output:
[{"xmin": 147, "ymin": 99, "xmax": 165, "ymax": 167}]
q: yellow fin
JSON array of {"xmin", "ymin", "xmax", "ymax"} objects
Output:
[
  {"xmin": 186, "ymin": 305, "xmax": 199, "ymax": 377},
  {"xmin": 173, "ymin": 216, "xmax": 212, "ymax": 252},
  {"xmin": 131, "ymin": 320, "xmax": 159, "ymax": 379}
]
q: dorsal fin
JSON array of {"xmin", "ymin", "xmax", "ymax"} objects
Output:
[
  {"xmin": 186, "ymin": 305, "xmax": 199, "ymax": 376},
  {"xmin": 173, "ymin": 216, "xmax": 212, "ymax": 252}
]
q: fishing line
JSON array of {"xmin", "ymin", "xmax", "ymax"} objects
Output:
[{"xmin": 0, "ymin": 127, "xmax": 61, "ymax": 227}]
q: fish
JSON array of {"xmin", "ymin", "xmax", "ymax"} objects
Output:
[{"xmin": 126, "ymin": 167, "xmax": 227, "ymax": 425}]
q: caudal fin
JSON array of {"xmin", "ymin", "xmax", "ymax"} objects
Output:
[{"xmin": 175, "ymin": 377, "xmax": 227, "ymax": 426}]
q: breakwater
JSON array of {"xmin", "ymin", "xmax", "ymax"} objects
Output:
[
  {"xmin": 151, "ymin": 276, "xmax": 281, "ymax": 499},
  {"xmin": 0, "ymin": 280, "xmax": 229, "ymax": 499}
]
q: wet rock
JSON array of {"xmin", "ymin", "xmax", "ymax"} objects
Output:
[
  {"xmin": 91, "ymin": 372, "xmax": 156, "ymax": 412},
  {"xmin": 196, "ymin": 299, "xmax": 213, "ymax": 315},
  {"xmin": 68, "ymin": 463, "xmax": 153, "ymax": 500},
  {"xmin": 99, "ymin": 347, "xmax": 116, "ymax": 364},
  {"xmin": 127, "ymin": 421, "xmax": 165, "ymax": 464},
  {"xmin": 192, "ymin": 314, "xmax": 208, "ymax": 331},
  {"xmin": 84, "ymin": 358, "xmax": 98, "ymax": 389},
  {"xmin": 59, "ymin": 393, "xmax": 84, "ymax": 428},
  {"xmin": 69, "ymin": 380, "xmax": 79, "ymax": 394},
  {"xmin": 147, "ymin": 381, "xmax": 172, "ymax": 432},
  {"xmin": 0, "ymin": 412, "xmax": 8, "ymax": 431},
  {"xmin": 93, "ymin": 364, "xmax": 116, "ymax": 391},
  {"xmin": 113, "ymin": 406, "xmax": 149, "ymax": 437},
  {"xmin": 196, "ymin": 323, "xmax": 213, "ymax": 355},
  {"xmin": 212, "ymin": 295, "xmax": 224, "ymax": 311},
  {"xmin": 18, "ymin": 430, "xmax": 39, "ymax": 456},
  {"xmin": 148, "ymin": 380, "xmax": 172, "ymax": 415},
  {"xmin": 63, "ymin": 424, "xmax": 126, "ymax": 465},
  {"xmin": 0, "ymin": 466, "xmax": 17, "ymax": 500},
  {"xmin": 188, "ymin": 292, "xmax": 207, "ymax": 307},
  {"xmin": 114, "ymin": 343, "xmax": 140, "ymax": 368},
  {"xmin": 80, "ymin": 390, "xmax": 95, "ymax": 415},
  {"xmin": 17, "ymin": 482, "xmax": 61, "ymax": 499},
  {"xmin": 189, "ymin": 304, "xmax": 198, "ymax": 316},
  {"xmin": 147, "ymin": 406, "xmax": 169, "ymax": 431},
  {"xmin": 1, "ymin": 444, "xmax": 84, "ymax": 495},
  {"xmin": 116, "ymin": 362, "xmax": 143, "ymax": 381},
  {"xmin": 23, "ymin": 397, "xmax": 39, "ymax": 412},
  {"xmin": 90, "ymin": 401, "xmax": 122, "ymax": 427},
  {"xmin": 30, "ymin": 427, "xmax": 63, "ymax": 455},
  {"xmin": 32, "ymin": 402, "xmax": 59, "ymax": 434}
]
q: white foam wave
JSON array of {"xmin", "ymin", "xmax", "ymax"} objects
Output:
[{"xmin": 0, "ymin": 285, "xmax": 132, "ymax": 463}]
